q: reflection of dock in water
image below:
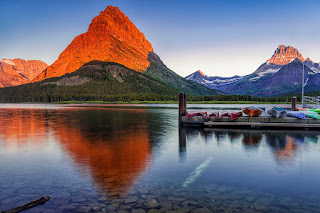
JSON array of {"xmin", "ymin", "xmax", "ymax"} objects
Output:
[{"xmin": 179, "ymin": 126, "xmax": 320, "ymax": 163}]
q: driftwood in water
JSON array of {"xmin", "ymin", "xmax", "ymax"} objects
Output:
[{"xmin": 1, "ymin": 196, "xmax": 51, "ymax": 213}]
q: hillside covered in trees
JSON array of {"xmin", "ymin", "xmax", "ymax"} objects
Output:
[{"xmin": 0, "ymin": 61, "xmax": 224, "ymax": 103}]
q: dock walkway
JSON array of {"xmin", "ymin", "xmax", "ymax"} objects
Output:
[
  {"xmin": 178, "ymin": 93, "xmax": 320, "ymax": 130},
  {"xmin": 182, "ymin": 116, "xmax": 320, "ymax": 129}
]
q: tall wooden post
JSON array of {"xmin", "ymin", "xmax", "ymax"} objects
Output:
[
  {"xmin": 183, "ymin": 93, "xmax": 187, "ymax": 114},
  {"xmin": 291, "ymin": 96, "xmax": 297, "ymax": 111},
  {"xmin": 179, "ymin": 93, "xmax": 186, "ymax": 125}
]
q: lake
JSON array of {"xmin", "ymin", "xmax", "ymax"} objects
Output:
[{"xmin": 0, "ymin": 104, "xmax": 320, "ymax": 213}]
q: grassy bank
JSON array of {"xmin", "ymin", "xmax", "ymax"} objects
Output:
[{"xmin": 42, "ymin": 100, "xmax": 293, "ymax": 105}]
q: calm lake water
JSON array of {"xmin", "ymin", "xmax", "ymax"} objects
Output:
[{"xmin": 1, "ymin": 104, "xmax": 320, "ymax": 213}]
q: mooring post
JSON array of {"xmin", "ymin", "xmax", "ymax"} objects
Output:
[
  {"xmin": 183, "ymin": 93, "xmax": 187, "ymax": 113},
  {"xmin": 179, "ymin": 93, "xmax": 186, "ymax": 125},
  {"xmin": 291, "ymin": 96, "xmax": 297, "ymax": 111}
]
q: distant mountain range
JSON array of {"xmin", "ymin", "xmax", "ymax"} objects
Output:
[{"xmin": 186, "ymin": 45, "xmax": 320, "ymax": 96}]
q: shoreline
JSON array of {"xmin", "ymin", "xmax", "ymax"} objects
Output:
[{"xmin": 7, "ymin": 100, "xmax": 294, "ymax": 105}]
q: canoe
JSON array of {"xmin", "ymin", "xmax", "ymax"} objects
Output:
[
  {"xmin": 301, "ymin": 111, "xmax": 320, "ymax": 119},
  {"xmin": 266, "ymin": 106, "xmax": 287, "ymax": 119},
  {"xmin": 215, "ymin": 111, "xmax": 228, "ymax": 120},
  {"xmin": 243, "ymin": 106, "xmax": 263, "ymax": 117},
  {"xmin": 297, "ymin": 108, "xmax": 309, "ymax": 111},
  {"xmin": 207, "ymin": 112, "xmax": 215, "ymax": 119},
  {"xmin": 307, "ymin": 109, "xmax": 316, "ymax": 112},
  {"xmin": 308, "ymin": 108, "xmax": 320, "ymax": 113},
  {"xmin": 287, "ymin": 111, "xmax": 306, "ymax": 120},
  {"xmin": 186, "ymin": 111, "xmax": 200, "ymax": 119},
  {"xmin": 200, "ymin": 111, "xmax": 215, "ymax": 120},
  {"xmin": 228, "ymin": 111, "xmax": 242, "ymax": 121},
  {"xmin": 200, "ymin": 111, "xmax": 207, "ymax": 119}
]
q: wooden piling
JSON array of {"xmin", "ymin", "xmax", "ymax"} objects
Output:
[
  {"xmin": 291, "ymin": 96, "xmax": 297, "ymax": 111},
  {"xmin": 179, "ymin": 93, "xmax": 186, "ymax": 125}
]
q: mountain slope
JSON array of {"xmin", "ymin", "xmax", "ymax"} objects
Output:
[
  {"xmin": 0, "ymin": 61, "xmax": 224, "ymax": 103},
  {"xmin": 33, "ymin": 6, "xmax": 153, "ymax": 82},
  {"xmin": 28, "ymin": 5, "xmax": 221, "ymax": 96},
  {"xmin": 0, "ymin": 58, "xmax": 48, "ymax": 87},
  {"xmin": 185, "ymin": 70, "xmax": 245, "ymax": 91},
  {"xmin": 146, "ymin": 54, "xmax": 225, "ymax": 95},
  {"xmin": 251, "ymin": 59, "xmax": 320, "ymax": 96},
  {"xmin": 186, "ymin": 45, "xmax": 320, "ymax": 97}
]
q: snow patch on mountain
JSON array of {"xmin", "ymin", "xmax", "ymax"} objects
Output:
[
  {"xmin": 249, "ymin": 68, "xmax": 281, "ymax": 81},
  {"xmin": 186, "ymin": 74, "xmax": 195, "ymax": 80},
  {"xmin": 1, "ymin": 59, "xmax": 15, "ymax": 66},
  {"xmin": 309, "ymin": 66, "xmax": 320, "ymax": 74}
]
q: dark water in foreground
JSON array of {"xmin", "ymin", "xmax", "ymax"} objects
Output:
[{"xmin": 1, "ymin": 104, "xmax": 320, "ymax": 213}]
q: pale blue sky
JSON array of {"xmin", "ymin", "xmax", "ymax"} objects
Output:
[{"xmin": 1, "ymin": 0, "xmax": 319, "ymax": 77}]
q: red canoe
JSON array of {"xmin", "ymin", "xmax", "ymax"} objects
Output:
[
  {"xmin": 215, "ymin": 111, "xmax": 228, "ymax": 120},
  {"xmin": 228, "ymin": 111, "xmax": 243, "ymax": 121},
  {"xmin": 186, "ymin": 111, "xmax": 200, "ymax": 119}
]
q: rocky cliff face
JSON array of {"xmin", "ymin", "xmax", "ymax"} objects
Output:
[
  {"xmin": 33, "ymin": 6, "xmax": 153, "ymax": 82},
  {"xmin": 267, "ymin": 45, "xmax": 304, "ymax": 65},
  {"xmin": 0, "ymin": 58, "xmax": 48, "ymax": 87}
]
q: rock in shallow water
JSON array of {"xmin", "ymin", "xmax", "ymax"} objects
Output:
[
  {"xmin": 132, "ymin": 209, "xmax": 146, "ymax": 213},
  {"xmin": 77, "ymin": 206, "xmax": 93, "ymax": 213},
  {"xmin": 125, "ymin": 196, "xmax": 138, "ymax": 204},
  {"xmin": 144, "ymin": 199, "xmax": 160, "ymax": 208},
  {"xmin": 192, "ymin": 207, "xmax": 213, "ymax": 213}
]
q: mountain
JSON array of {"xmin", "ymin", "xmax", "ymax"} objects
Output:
[
  {"xmin": 33, "ymin": 6, "xmax": 153, "ymax": 82},
  {"xmin": 28, "ymin": 6, "xmax": 220, "ymax": 96},
  {"xmin": 237, "ymin": 59, "xmax": 320, "ymax": 96},
  {"xmin": 186, "ymin": 45, "xmax": 320, "ymax": 97},
  {"xmin": 185, "ymin": 70, "xmax": 245, "ymax": 91},
  {"xmin": 0, "ymin": 58, "xmax": 48, "ymax": 87},
  {"xmin": 267, "ymin": 45, "xmax": 304, "ymax": 65},
  {"xmin": 0, "ymin": 61, "xmax": 224, "ymax": 103}
]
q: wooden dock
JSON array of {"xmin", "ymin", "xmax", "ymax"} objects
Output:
[{"xmin": 178, "ymin": 93, "xmax": 320, "ymax": 130}]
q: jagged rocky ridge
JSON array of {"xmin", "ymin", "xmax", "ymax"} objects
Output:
[
  {"xmin": 0, "ymin": 58, "xmax": 48, "ymax": 88},
  {"xmin": 186, "ymin": 45, "xmax": 320, "ymax": 97}
]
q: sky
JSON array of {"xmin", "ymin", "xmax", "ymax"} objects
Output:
[{"xmin": 1, "ymin": 0, "xmax": 320, "ymax": 77}]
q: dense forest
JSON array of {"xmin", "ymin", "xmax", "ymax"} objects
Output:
[{"xmin": 0, "ymin": 61, "xmax": 311, "ymax": 103}]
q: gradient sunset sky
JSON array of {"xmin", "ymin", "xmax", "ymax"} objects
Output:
[{"xmin": 1, "ymin": 0, "xmax": 320, "ymax": 77}]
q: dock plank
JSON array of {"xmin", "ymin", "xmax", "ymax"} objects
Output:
[{"xmin": 182, "ymin": 115, "xmax": 320, "ymax": 129}]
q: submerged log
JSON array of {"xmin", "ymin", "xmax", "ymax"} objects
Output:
[{"xmin": 1, "ymin": 196, "xmax": 51, "ymax": 213}]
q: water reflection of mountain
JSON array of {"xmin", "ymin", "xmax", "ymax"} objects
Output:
[
  {"xmin": 52, "ymin": 108, "xmax": 154, "ymax": 197},
  {"xmin": 0, "ymin": 107, "xmax": 169, "ymax": 197},
  {"xmin": 0, "ymin": 108, "xmax": 50, "ymax": 148}
]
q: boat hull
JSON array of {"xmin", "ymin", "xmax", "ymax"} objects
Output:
[
  {"xmin": 243, "ymin": 107, "xmax": 262, "ymax": 117},
  {"xmin": 266, "ymin": 107, "xmax": 287, "ymax": 119}
]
